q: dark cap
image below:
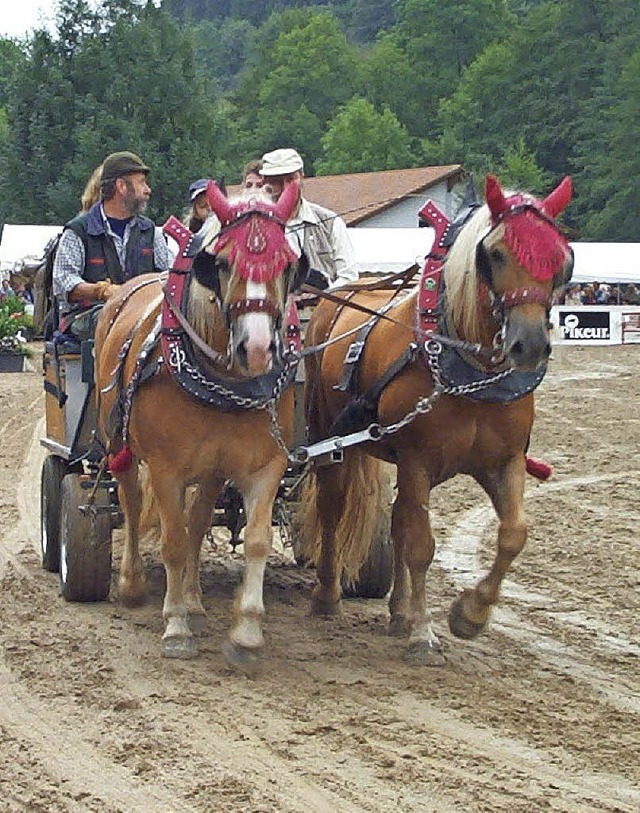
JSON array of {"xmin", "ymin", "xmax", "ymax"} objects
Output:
[
  {"xmin": 189, "ymin": 178, "xmax": 210, "ymax": 201},
  {"xmin": 101, "ymin": 151, "xmax": 150, "ymax": 183}
]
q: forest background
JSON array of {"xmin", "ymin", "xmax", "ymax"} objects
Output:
[{"xmin": 0, "ymin": 0, "xmax": 637, "ymax": 240}]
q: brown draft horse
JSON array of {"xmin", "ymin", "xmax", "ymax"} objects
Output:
[
  {"xmin": 300, "ymin": 174, "xmax": 574, "ymax": 665},
  {"xmin": 95, "ymin": 181, "xmax": 301, "ymax": 669}
]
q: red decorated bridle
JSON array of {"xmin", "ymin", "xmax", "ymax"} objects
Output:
[
  {"xmin": 206, "ymin": 180, "xmax": 300, "ymax": 324},
  {"xmin": 483, "ymin": 174, "xmax": 573, "ymax": 311},
  {"xmin": 417, "ymin": 175, "xmax": 572, "ymax": 336}
]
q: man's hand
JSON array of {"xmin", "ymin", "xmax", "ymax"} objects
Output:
[{"xmin": 93, "ymin": 279, "xmax": 118, "ymax": 302}]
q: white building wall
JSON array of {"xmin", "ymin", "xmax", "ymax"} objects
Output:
[{"xmin": 355, "ymin": 180, "xmax": 454, "ymax": 227}]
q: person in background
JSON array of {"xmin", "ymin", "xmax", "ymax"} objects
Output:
[
  {"xmin": 1, "ymin": 278, "xmax": 15, "ymax": 300},
  {"xmin": 593, "ymin": 281, "xmax": 608, "ymax": 304},
  {"xmin": 259, "ymin": 147, "xmax": 358, "ymax": 289},
  {"xmin": 580, "ymin": 284, "xmax": 596, "ymax": 305},
  {"xmin": 242, "ymin": 160, "xmax": 263, "ymax": 192},
  {"xmin": 52, "ymin": 150, "xmax": 171, "ymax": 339},
  {"xmin": 564, "ymin": 283, "xmax": 582, "ymax": 305},
  {"xmin": 607, "ymin": 286, "xmax": 620, "ymax": 305},
  {"xmin": 80, "ymin": 164, "xmax": 104, "ymax": 213},
  {"xmin": 184, "ymin": 178, "xmax": 212, "ymax": 233}
]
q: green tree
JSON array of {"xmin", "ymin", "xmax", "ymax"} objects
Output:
[
  {"xmin": 359, "ymin": 34, "xmax": 424, "ymax": 136},
  {"xmin": 192, "ymin": 17, "xmax": 256, "ymax": 91},
  {"xmin": 391, "ymin": 0, "xmax": 513, "ymax": 135},
  {"xmin": 580, "ymin": 48, "xmax": 640, "ymax": 240},
  {"xmin": 497, "ymin": 137, "xmax": 548, "ymax": 191},
  {"xmin": 231, "ymin": 10, "xmax": 359, "ymax": 169},
  {"xmin": 316, "ymin": 97, "xmax": 416, "ymax": 174},
  {"xmin": 0, "ymin": 0, "xmax": 239, "ymax": 224}
]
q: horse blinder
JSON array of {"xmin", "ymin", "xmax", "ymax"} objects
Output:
[{"xmin": 192, "ymin": 251, "xmax": 224, "ymax": 300}]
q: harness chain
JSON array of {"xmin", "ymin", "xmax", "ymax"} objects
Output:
[{"xmin": 270, "ymin": 339, "xmax": 515, "ymax": 465}]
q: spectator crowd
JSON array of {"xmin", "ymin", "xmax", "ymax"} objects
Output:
[{"xmin": 559, "ymin": 282, "xmax": 639, "ymax": 306}]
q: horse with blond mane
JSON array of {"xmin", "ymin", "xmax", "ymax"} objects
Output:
[
  {"xmin": 299, "ymin": 174, "xmax": 574, "ymax": 665},
  {"xmin": 95, "ymin": 181, "xmax": 302, "ymax": 670}
]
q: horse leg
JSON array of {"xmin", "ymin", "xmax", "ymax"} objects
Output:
[
  {"xmin": 115, "ymin": 461, "xmax": 146, "ymax": 605},
  {"xmin": 223, "ymin": 457, "xmax": 283, "ymax": 675},
  {"xmin": 387, "ymin": 508, "xmax": 410, "ymax": 637},
  {"xmin": 183, "ymin": 476, "xmax": 225, "ymax": 633},
  {"xmin": 448, "ymin": 457, "xmax": 527, "ymax": 640},
  {"xmin": 310, "ymin": 464, "xmax": 347, "ymax": 617},
  {"xmin": 392, "ymin": 460, "xmax": 444, "ymax": 666},
  {"xmin": 150, "ymin": 468, "xmax": 196, "ymax": 659}
]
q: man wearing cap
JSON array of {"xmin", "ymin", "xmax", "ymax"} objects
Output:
[
  {"xmin": 260, "ymin": 148, "xmax": 358, "ymax": 289},
  {"xmin": 53, "ymin": 150, "xmax": 171, "ymax": 336}
]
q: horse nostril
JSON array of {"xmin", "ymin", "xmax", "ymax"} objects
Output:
[
  {"xmin": 510, "ymin": 340, "xmax": 524, "ymax": 357},
  {"xmin": 236, "ymin": 341, "xmax": 248, "ymax": 365}
]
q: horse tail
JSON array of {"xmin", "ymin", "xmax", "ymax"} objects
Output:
[{"xmin": 297, "ymin": 448, "xmax": 387, "ymax": 580}]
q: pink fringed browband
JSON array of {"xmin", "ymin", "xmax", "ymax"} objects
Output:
[
  {"xmin": 485, "ymin": 175, "xmax": 573, "ymax": 282},
  {"xmin": 206, "ymin": 180, "xmax": 300, "ymax": 283}
]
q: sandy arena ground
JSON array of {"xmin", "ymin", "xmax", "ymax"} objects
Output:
[{"xmin": 0, "ymin": 343, "xmax": 638, "ymax": 812}]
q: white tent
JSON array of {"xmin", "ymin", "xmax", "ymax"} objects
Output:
[
  {"xmin": 0, "ymin": 224, "xmax": 61, "ymax": 274},
  {"xmin": 2, "ymin": 222, "xmax": 639, "ymax": 285},
  {"xmin": 568, "ymin": 242, "xmax": 640, "ymax": 284},
  {"xmin": 348, "ymin": 229, "xmax": 640, "ymax": 285},
  {"xmin": 347, "ymin": 227, "xmax": 434, "ymax": 275}
]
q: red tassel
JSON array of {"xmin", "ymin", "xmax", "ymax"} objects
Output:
[
  {"xmin": 525, "ymin": 456, "xmax": 553, "ymax": 481},
  {"xmin": 108, "ymin": 445, "xmax": 134, "ymax": 474}
]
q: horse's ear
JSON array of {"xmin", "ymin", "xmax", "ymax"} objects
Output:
[
  {"xmin": 274, "ymin": 180, "xmax": 300, "ymax": 222},
  {"xmin": 485, "ymin": 174, "xmax": 507, "ymax": 221},
  {"xmin": 206, "ymin": 179, "xmax": 234, "ymax": 224},
  {"xmin": 542, "ymin": 176, "xmax": 573, "ymax": 218}
]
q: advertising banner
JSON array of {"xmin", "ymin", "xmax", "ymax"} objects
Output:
[
  {"xmin": 622, "ymin": 311, "xmax": 640, "ymax": 344},
  {"xmin": 551, "ymin": 307, "xmax": 623, "ymax": 345}
]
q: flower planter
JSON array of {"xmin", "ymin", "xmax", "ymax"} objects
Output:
[{"xmin": 0, "ymin": 352, "xmax": 26, "ymax": 373}]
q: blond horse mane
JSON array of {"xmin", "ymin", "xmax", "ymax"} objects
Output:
[{"xmin": 443, "ymin": 203, "xmax": 496, "ymax": 344}]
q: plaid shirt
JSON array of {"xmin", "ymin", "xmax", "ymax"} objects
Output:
[{"xmin": 53, "ymin": 205, "xmax": 171, "ymax": 314}]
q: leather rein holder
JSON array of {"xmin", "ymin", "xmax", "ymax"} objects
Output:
[{"xmin": 161, "ymin": 217, "xmax": 228, "ymax": 370}]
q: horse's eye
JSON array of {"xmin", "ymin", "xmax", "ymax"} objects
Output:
[
  {"xmin": 490, "ymin": 248, "xmax": 505, "ymax": 264},
  {"xmin": 215, "ymin": 258, "xmax": 229, "ymax": 276}
]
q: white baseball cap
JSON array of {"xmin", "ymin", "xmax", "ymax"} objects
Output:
[{"xmin": 260, "ymin": 148, "xmax": 304, "ymax": 176}]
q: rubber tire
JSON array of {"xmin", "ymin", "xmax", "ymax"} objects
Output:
[
  {"xmin": 59, "ymin": 473, "xmax": 112, "ymax": 602},
  {"xmin": 341, "ymin": 522, "xmax": 394, "ymax": 599},
  {"xmin": 40, "ymin": 455, "xmax": 68, "ymax": 572}
]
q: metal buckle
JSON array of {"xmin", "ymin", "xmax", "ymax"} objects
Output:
[{"xmin": 344, "ymin": 340, "xmax": 365, "ymax": 364}]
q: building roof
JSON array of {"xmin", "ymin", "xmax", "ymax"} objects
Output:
[{"xmin": 229, "ymin": 164, "xmax": 464, "ymax": 225}]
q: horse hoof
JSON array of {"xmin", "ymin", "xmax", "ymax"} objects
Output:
[
  {"xmin": 448, "ymin": 598, "xmax": 486, "ymax": 640},
  {"xmin": 188, "ymin": 613, "xmax": 208, "ymax": 635},
  {"xmin": 388, "ymin": 615, "xmax": 412, "ymax": 637},
  {"xmin": 404, "ymin": 640, "xmax": 446, "ymax": 667},
  {"xmin": 310, "ymin": 597, "xmax": 342, "ymax": 617},
  {"xmin": 162, "ymin": 636, "xmax": 198, "ymax": 659},
  {"xmin": 222, "ymin": 641, "xmax": 262, "ymax": 677}
]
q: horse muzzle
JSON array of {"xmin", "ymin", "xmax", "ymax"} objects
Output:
[{"xmin": 502, "ymin": 311, "xmax": 551, "ymax": 371}]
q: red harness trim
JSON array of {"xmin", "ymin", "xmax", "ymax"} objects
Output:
[
  {"xmin": 499, "ymin": 287, "xmax": 551, "ymax": 309},
  {"xmin": 226, "ymin": 298, "xmax": 280, "ymax": 319},
  {"xmin": 416, "ymin": 200, "xmax": 451, "ymax": 337}
]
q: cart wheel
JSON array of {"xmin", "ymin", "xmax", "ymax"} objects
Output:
[
  {"xmin": 59, "ymin": 473, "xmax": 112, "ymax": 602},
  {"xmin": 40, "ymin": 455, "xmax": 68, "ymax": 572},
  {"xmin": 342, "ymin": 529, "xmax": 393, "ymax": 599}
]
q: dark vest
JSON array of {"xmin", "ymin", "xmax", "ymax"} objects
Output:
[{"xmin": 65, "ymin": 203, "xmax": 157, "ymax": 285}]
